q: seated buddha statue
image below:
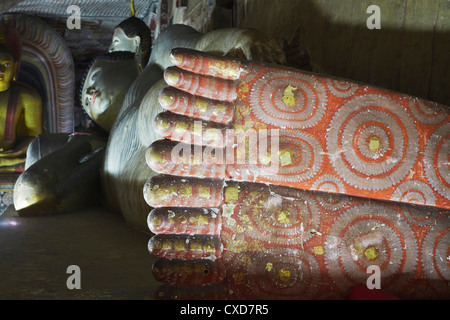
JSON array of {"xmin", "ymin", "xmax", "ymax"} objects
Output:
[
  {"xmin": 13, "ymin": 4, "xmax": 150, "ymax": 215},
  {"xmin": 0, "ymin": 40, "xmax": 42, "ymax": 173},
  {"xmin": 13, "ymin": 50, "xmax": 139, "ymax": 215}
]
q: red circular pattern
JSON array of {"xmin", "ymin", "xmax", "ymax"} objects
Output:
[
  {"xmin": 327, "ymin": 94, "xmax": 419, "ymax": 191},
  {"xmin": 249, "ymin": 71, "xmax": 327, "ymax": 129}
]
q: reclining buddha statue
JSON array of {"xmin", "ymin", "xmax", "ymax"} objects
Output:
[
  {"xmin": 13, "ymin": 1, "xmax": 285, "ymax": 219},
  {"xmin": 10, "ymin": 1, "xmax": 449, "ymax": 299}
]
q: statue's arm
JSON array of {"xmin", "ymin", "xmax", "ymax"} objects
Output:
[
  {"xmin": 22, "ymin": 88, "xmax": 43, "ymax": 137},
  {"xmin": 0, "ymin": 88, "xmax": 43, "ymax": 158}
]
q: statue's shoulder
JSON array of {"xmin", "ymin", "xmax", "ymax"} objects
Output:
[{"xmin": 12, "ymin": 81, "xmax": 41, "ymax": 101}]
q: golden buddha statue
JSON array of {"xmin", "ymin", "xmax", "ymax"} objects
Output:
[{"xmin": 0, "ymin": 28, "xmax": 42, "ymax": 173}]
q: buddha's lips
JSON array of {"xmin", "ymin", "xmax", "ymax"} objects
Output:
[{"xmin": 92, "ymin": 92, "xmax": 99, "ymax": 104}]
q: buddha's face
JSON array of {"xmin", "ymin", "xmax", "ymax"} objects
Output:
[
  {"xmin": 81, "ymin": 57, "xmax": 139, "ymax": 132},
  {"xmin": 0, "ymin": 53, "xmax": 16, "ymax": 92},
  {"xmin": 109, "ymin": 27, "xmax": 140, "ymax": 53}
]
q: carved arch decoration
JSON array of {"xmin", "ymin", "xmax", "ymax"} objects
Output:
[{"xmin": 2, "ymin": 12, "xmax": 75, "ymax": 133}]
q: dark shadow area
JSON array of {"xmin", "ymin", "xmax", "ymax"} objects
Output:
[{"xmin": 235, "ymin": 0, "xmax": 450, "ymax": 106}]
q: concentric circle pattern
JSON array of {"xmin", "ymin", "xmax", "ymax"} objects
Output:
[
  {"xmin": 326, "ymin": 78, "xmax": 359, "ymax": 99},
  {"xmin": 421, "ymin": 216, "xmax": 450, "ymax": 295},
  {"xmin": 235, "ymin": 188, "xmax": 320, "ymax": 247},
  {"xmin": 408, "ymin": 98, "xmax": 447, "ymax": 125},
  {"xmin": 244, "ymin": 249, "xmax": 322, "ymax": 299},
  {"xmin": 400, "ymin": 205, "xmax": 444, "ymax": 227},
  {"xmin": 258, "ymin": 130, "xmax": 324, "ymax": 182},
  {"xmin": 311, "ymin": 175, "xmax": 350, "ymax": 212},
  {"xmin": 327, "ymin": 94, "xmax": 419, "ymax": 191},
  {"xmin": 312, "ymin": 174, "xmax": 346, "ymax": 194},
  {"xmin": 391, "ymin": 180, "xmax": 436, "ymax": 207},
  {"xmin": 313, "ymin": 192, "xmax": 352, "ymax": 212},
  {"xmin": 424, "ymin": 122, "xmax": 450, "ymax": 201},
  {"xmin": 324, "ymin": 203, "xmax": 418, "ymax": 293},
  {"xmin": 249, "ymin": 71, "xmax": 327, "ymax": 129}
]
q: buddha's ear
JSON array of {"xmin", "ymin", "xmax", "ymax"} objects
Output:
[
  {"xmin": 12, "ymin": 60, "xmax": 18, "ymax": 81},
  {"xmin": 133, "ymin": 36, "xmax": 141, "ymax": 52}
]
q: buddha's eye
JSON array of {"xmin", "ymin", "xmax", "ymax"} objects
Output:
[
  {"xmin": 90, "ymin": 70, "xmax": 99, "ymax": 81},
  {"xmin": 3, "ymin": 63, "xmax": 10, "ymax": 68}
]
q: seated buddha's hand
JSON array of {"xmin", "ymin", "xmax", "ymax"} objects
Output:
[
  {"xmin": 144, "ymin": 175, "xmax": 449, "ymax": 300},
  {"xmin": 0, "ymin": 137, "xmax": 33, "ymax": 158},
  {"xmin": 146, "ymin": 48, "xmax": 450, "ymax": 210},
  {"xmin": 0, "ymin": 137, "xmax": 34, "ymax": 172}
]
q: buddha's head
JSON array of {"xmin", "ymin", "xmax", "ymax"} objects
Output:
[
  {"xmin": 109, "ymin": 16, "xmax": 152, "ymax": 71},
  {"xmin": 0, "ymin": 45, "xmax": 17, "ymax": 92},
  {"xmin": 81, "ymin": 51, "xmax": 139, "ymax": 132}
]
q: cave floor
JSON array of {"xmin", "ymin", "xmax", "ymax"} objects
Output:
[{"xmin": 0, "ymin": 206, "xmax": 158, "ymax": 300}]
